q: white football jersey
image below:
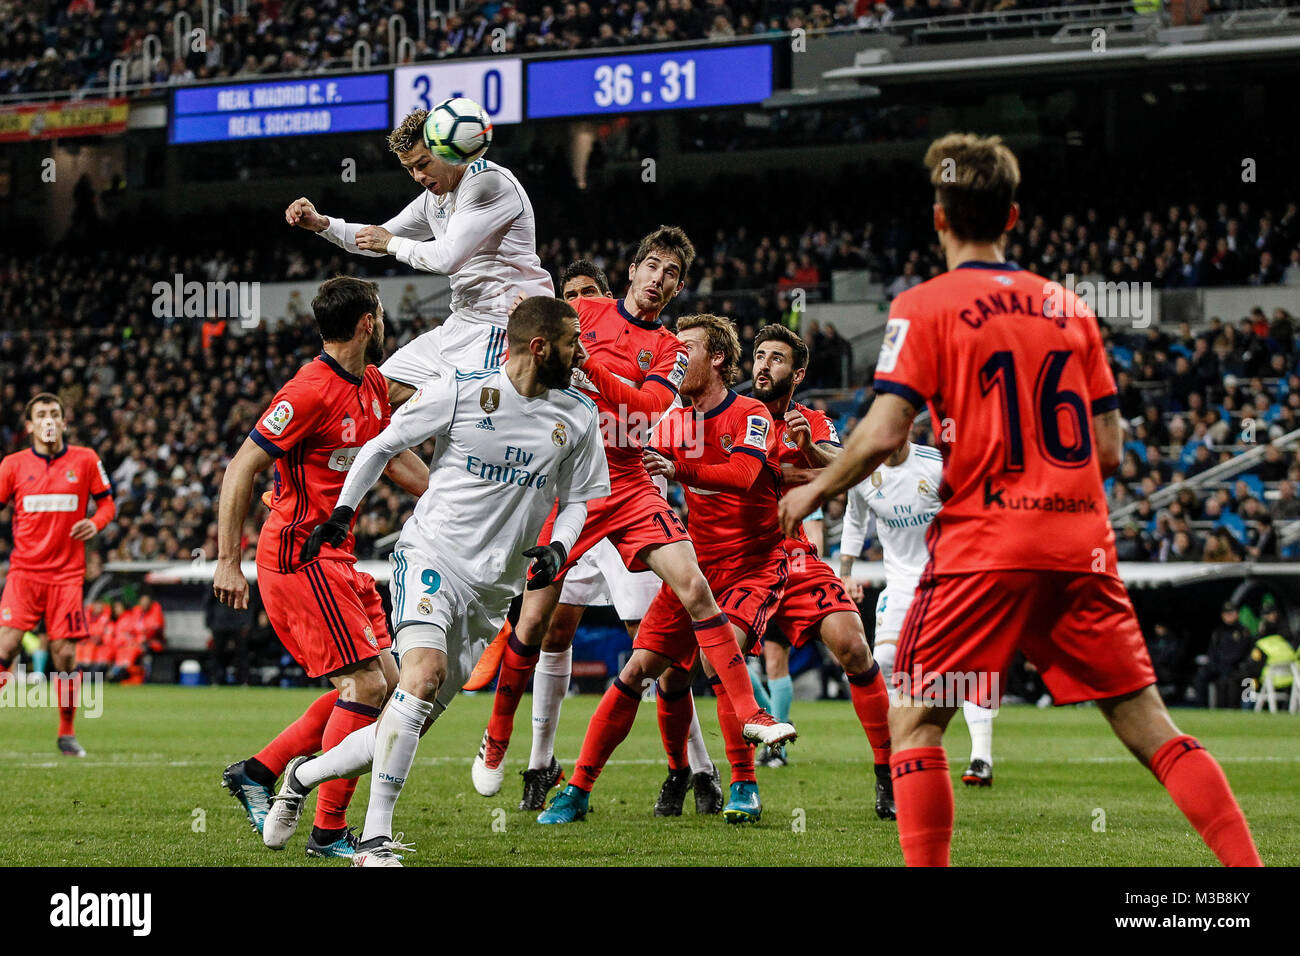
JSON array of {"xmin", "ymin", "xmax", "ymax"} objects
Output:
[
  {"xmin": 321, "ymin": 158, "xmax": 553, "ymax": 326},
  {"xmin": 338, "ymin": 367, "xmax": 610, "ymax": 602},
  {"xmin": 841, "ymin": 442, "xmax": 943, "ymax": 590}
]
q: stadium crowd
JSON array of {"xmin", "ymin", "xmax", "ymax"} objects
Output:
[
  {"xmin": 3, "ymin": 0, "xmax": 1189, "ymax": 97},
  {"xmin": 4, "ymin": 189, "xmax": 1300, "ymax": 570}
]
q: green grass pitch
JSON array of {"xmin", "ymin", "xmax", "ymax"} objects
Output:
[{"xmin": 1, "ymin": 685, "xmax": 1295, "ymax": 866}]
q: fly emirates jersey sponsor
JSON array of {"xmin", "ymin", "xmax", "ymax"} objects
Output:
[
  {"xmin": 0, "ymin": 445, "xmax": 112, "ymax": 582},
  {"xmin": 653, "ymin": 391, "xmax": 783, "ymax": 567},
  {"xmin": 771, "ymin": 400, "xmax": 841, "ymax": 552},
  {"xmin": 872, "ymin": 261, "xmax": 1118, "ymax": 574},
  {"xmin": 841, "ymin": 443, "xmax": 944, "ymax": 589},
  {"xmin": 342, "ymin": 368, "xmax": 610, "ymax": 598},
  {"xmin": 321, "ymin": 159, "xmax": 553, "ymax": 326},
  {"xmin": 569, "ymin": 296, "xmax": 688, "ymax": 483},
  {"xmin": 252, "ymin": 353, "xmax": 392, "ymax": 572}
]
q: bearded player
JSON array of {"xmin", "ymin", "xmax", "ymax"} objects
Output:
[
  {"xmin": 0, "ymin": 393, "xmax": 115, "ymax": 757},
  {"xmin": 215, "ymin": 277, "xmax": 429, "ymax": 859},
  {"xmin": 542, "ymin": 314, "xmax": 791, "ymax": 825},
  {"xmin": 261, "ymin": 296, "xmax": 610, "ymax": 866},
  {"xmin": 472, "ymin": 227, "xmax": 794, "ymax": 806},
  {"xmin": 781, "ymin": 132, "xmax": 1260, "ymax": 866},
  {"xmin": 749, "ymin": 325, "xmax": 896, "ymax": 819}
]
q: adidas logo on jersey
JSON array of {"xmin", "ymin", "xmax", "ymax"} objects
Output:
[{"xmin": 476, "ymin": 417, "xmax": 495, "ymax": 430}]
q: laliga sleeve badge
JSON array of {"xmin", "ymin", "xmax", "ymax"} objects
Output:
[{"xmin": 263, "ymin": 400, "xmax": 294, "ymax": 436}]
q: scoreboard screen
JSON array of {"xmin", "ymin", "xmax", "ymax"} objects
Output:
[{"xmin": 170, "ymin": 75, "xmax": 391, "ymax": 144}]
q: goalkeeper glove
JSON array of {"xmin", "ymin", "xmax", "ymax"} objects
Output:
[
  {"xmin": 523, "ymin": 541, "xmax": 568, "ymax": 590},
  {"xmin": 300, "ymin": 505, "xmax": 355, "ymax": 563}
]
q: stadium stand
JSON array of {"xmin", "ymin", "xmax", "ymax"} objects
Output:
[{"xmin": 4, "ymin": 0, "xmax": 1292, "ymax": 98}]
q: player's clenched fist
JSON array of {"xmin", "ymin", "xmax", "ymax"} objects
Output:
[
  {"xmin": 784, "ymin": 407, "xmax": 813, "ymax": 450},
  {"xmin": 285, "ymin": 197, "xmax": 329, "ymax": 232},
  {"xmin": 355, "ymin": 225, "xmax": 395, "ymax": 253},
  {"xmin": 523, "ymin": 542, "xmax": 568, "ymax": 590},
  {"xmin": 300, "ymin": 505, "xmax": 355, "ymax": 563}
]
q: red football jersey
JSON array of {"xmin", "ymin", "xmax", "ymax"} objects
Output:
[
  {"xmin": 571, "ymin": 296, "xmax": 687, "ymax": 483},
  {"xmin": 873, "ymin": 261, "xmax": 1118, "ymax": 574},
  {"xmin": 0, "ymin": 444, "xmax": 112, "ymax": 583},
  {"xmin": 771, "ymin": 400, "xmax": 841, "ymax": 550},
  {"xmin": 653, "ymin": 391, "xmax": 783, "ymax": 567},
  {"xmin": 252, "ymin": 353, "xmax": 392, "ymax": 573}
]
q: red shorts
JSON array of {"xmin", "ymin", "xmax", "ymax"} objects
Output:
[
  {"xmin": 768, "ymin": 546, "xmax": 859, "ymax": 648},
  {"xmin": 634, "ymin": 551, "xmax": 788, "ymax": 671},
  {"xmin": 550, "ymin": 474, "xmax": 692, "ymax": 577},
  {"xmin": 895, "ymin": 569, "xmax": 1156, "ymax": 707},
  {"xmin": 0, "ymin": 570, "xmax": 88, "ymax": 641},
  {"xmin": 257, "ymin": 560, "xmax": 391, "ymax": 679}
]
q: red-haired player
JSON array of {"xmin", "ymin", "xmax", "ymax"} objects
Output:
[
  {"xmin": 215, "ymin": 276, "xmax": 429, "ymax": 859},
  {"xmin": 541, "ymin": 312, "xmax": 792, "ymax": 825},
  {"xmin": 782, "ymin": 132, "xmax": 1261, "ymax": 867},
  {"xmin": 0, "ymin": 393, "xmax": 115, "ymax": 757}
]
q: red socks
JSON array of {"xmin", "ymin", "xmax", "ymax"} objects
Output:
[
  {"xmin": 847, "ymin": 663, "xmax": 892, "ymax": 764},
  {"xmin": 55, "ymin": 672, "xmax": 82, "ymax": 736},
  {"xmin": 891, "ymin": 746, "xmax": 953, "ymax": 866},
  {"xmin": 314, "ymin": 699, "xmax": 382, "ymax": 830},
  {"xmin": 692, "ymin": 614, "xmax": 761, "ymax": 720},
  {"xmin": 254, "ymin": 689, "xmax": 338, "ymax": 776},
  {"xmin": 710, "ymin": 676, "xmax": 755, "ymax": 785},
  {"xmin": 1151, "ymin": 734, "xmax": 1262, "ymax": 867},
  {"xmin": 656, "ymin": 683, "xmax": 694, "ymax": 771},
  {"xmin": 486, "ymin": 627, "xmax": 540, "ymax": 751},
  {"xmin": 570, "ymin": 678, "xmax": 641, "ymax": 791}
]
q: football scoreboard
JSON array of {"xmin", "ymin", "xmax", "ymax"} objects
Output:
[
  {"xmin": 170, "ymin": 74, "xmax": 390, "ymax": 144},
  {"xmin": 169, "ymin": 43, "xmax": 776, "ymax": 144},
  {"xmin": 525, "ymin": 45, "xmax": 773, "ymax": 119}
]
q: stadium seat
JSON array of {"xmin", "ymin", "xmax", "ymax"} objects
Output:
[
  {"xmin": 1125, "ymin": 440, "xmax": 1148, "ymax": 463},
  {"xmin": 1253, "ymin": 662, "xmax": 1300, "ymax": 714},
  {"xmin": 1217, "ymin": 513, "xmax": 1248, "ymax": 543}
]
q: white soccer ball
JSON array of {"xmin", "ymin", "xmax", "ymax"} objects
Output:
[{"xmin": 422, "ymin": 96, "xmax": 493, "ymax": 165}]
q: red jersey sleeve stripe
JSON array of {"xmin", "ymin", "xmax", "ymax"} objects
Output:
[
  {"xmin": 645, "ymin": 373, "xmax": 679, "ymax": 394},
  {"xmin": 92, "ymin": 489, "xmax": 112, "ymax": 500},
  {"xmin": 873, "ymin": 379, "xmax": 927, "ymax": 410},
  {"xmin": 730, "ymin": 446, "xmax": 767, "ymax": 464},
  {"xmin": 1091, "ymin": 393, "xmax": 1120, "ymax": 415},
  {"xmin": 250, "ymin": 429, "xmax": 288, "ymax": 459}
]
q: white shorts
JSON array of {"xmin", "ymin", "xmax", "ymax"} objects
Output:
[
  {"xmin": 873, "ymin": 583, "xmax": 918, "ymax": 646},
  {"xmin": 388, "ymin": 544, "xmax": 505, "ymax": 701},
  {"xmin": 558, "ymin": 536, "xmax": 661, "ymax": 621},
  {"xmin": 380, "ymin": 313, "xmax": 508, "ymax": 387}
]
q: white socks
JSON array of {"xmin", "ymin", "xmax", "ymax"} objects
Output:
[
  {"xmin": 874, "ymin": 642, "xmax": 897, "ymax": 683},
  {"xmin": 296, "ymin": 722, "xmax": 378, "ymax": 789},
  {"xmin": 362, "ymin": 689, "xmax": 434, "ymax": 843},
  {"xmin": 529, "ymin": 648, "xmax": 571, "ymax": 770},
  {"xmin": 963, "ymin": 699, "xmax": 995, "ymax": 766},
  {"xmin": 686, "ymin": 694, "xmax": 713, "ymax": 775}
]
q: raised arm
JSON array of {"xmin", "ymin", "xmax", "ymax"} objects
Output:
[{"xmin": 388, "ymin": 170, "xmax": 520, "ymax": 275}]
